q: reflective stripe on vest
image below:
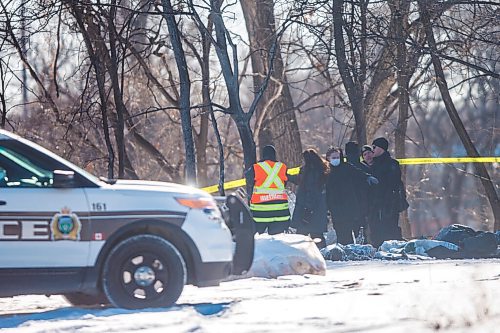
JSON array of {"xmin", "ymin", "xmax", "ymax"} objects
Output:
[
  {"xmin": 253, "ymin": 188, "xmax": 285, "ymax": 194},
  {"xmin": 250, "ymin": 200, "xmax": 290, "ymax": 223},
  {"xmin": 253, "ymin": 215, "xmax": 290, "ymax": 223},
  {"xmin": 251, "ymin": 161, "xmax": 288, "ymax": 204},
  {"xmin": 256, "ymin": 161, "xmax": 285, "ymax": 190}
]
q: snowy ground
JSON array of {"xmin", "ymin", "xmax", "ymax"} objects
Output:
[{"xmin": 1, "ymin": 259, "xmax": 499, "ymax": 332}]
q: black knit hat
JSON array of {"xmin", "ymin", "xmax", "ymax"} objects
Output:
[
  {"xmin": 372, "ymin": 137, "xmax": 389, "ymax": 151},
  {"xmin": 261, "ymin": 145, "xmax": 277, "ymax": 161},
  {"xmin": 345, "ymin": 141, "xmax": 359, "ymax": 156}
]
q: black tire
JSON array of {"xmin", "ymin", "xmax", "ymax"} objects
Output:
[
  {"xmin": 63, "ymin": 292, "xmax": 109, "ymax": 307},
  {"xmin": 102, "ymin": 234, "xmax": 186, "ymax": 309}
]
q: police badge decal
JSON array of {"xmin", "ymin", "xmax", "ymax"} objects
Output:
[{"xmin": 50, "ymin": 207, "xmax": 82, "ymax": 241}]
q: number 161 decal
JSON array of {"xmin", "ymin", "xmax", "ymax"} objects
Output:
[{"xmin": 92, "ymin": 203, "xmax": 107, "ymax": 211}]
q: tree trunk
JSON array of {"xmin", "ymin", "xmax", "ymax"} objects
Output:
[
  {"xmin": 419, "ymin": 0, "xmax": 500, "ymax": 231},
  {"xmin": 234, "ymin": 117, "xmax": 257, "ymax": 194},
  {"xmin": 240, "ymin": 0, "xmax": 302, "ymax": 167},
  {"xmin": 20, "ymin": 2, "xmax": 28, "ymax": 115},
  {"xmin": 108, "ymin": 1, "xmax": 126, "ymax": 178},
  {"xmin": 208, "ymin": 0, "xmax": 257, "ymax": 171},
  {"xmin": 332, "ymin": 0, "xmax": 367, "ymax": 145},
  {"xmin": 210, "ymin": 112, "xmax": 225, "ymax": 195},
  {"xmin": 195, "ymin": 114, "xmax": 209, "ymax": 186},
  {"xmin": 70, "ymin": 2, "xmax": 115, "ymax": 179},
  {"xmin": 128, "ymin": 125, "xmax": 181, "ymax": 181},
  {"xmin": 0, "ymin": 61, "xmax": 6, "ymax": 129},
  {"xmin": 191, "ymin": 0, "xmax": 257, "ymax": 194},
  {"xmin": 161, "ymin": 0, "xmax": 197, "ymax": 185},
  {"xmin": 391, "ymin": 0, "xmax": 412, "ymax": 238},
  {"xmin": 199, "ymin": 19, "xmax": 224, "ymax": 191}
]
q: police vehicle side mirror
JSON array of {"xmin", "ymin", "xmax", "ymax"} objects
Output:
[{"xmin": 53, "ymin": 170, "xmax": 75, "ymax": 188}]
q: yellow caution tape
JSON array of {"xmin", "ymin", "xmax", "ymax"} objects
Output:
[
  {"xmin": 287, "ymin": 166, "xmax": 301, "ymax": 175},
  {"xmin": 202, "ymin": 179, "xmax": 247, "ymax": 194},
  {"xmin": 399, "ymin": 157, "xmax": 499, "ymax": 165},
  {"xmin": 201, "ymin": 156, "xmax": 499, "ymax": 193}
]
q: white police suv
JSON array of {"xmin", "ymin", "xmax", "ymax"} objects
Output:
[{"xmin": 0, "ymin": 130, "xmax": 254, "ymax": 309}]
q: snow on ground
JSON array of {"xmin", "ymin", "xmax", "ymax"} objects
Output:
[
  {"xmin": 1, "ymin": 259, "xmax": 499, "ymax": 332},
  {"xmin": 239, "ymin": 234, "xmax": 326, "ymax": 278}
]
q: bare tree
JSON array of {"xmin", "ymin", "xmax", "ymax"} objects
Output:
[
  {"xmin": 240, "ymin": 0, "xmax": 302, "ymax": 167},
  {"xmin": 390, "ymin": 0, "xmax": 412, "ymax": 238},
  {"xmin": 0, "ymin": 1, "xmax": 62, "ymax": 121},
  {"xmin": 68, "ymin": 1, "xmax": 118, "ymax": 179},
  {"xmin": 332, "ymin": 0, "xmax": 367, "ymax": 145},
  {"xmin": 0, "ymin": 57, "xmax": 7, "ymax": 129},
  {"xmin": 418, "ymin": 0, "xmax": 500, "ymax": 230},
  {"xmin": 189, "ymin": 0, "xmax": 257, "ymax": 175},
  {"xmin": 181, "ymin": 17, "xmax": 227, "ymax": 189},
  {"xmin": 161, "ymin": 0, "xmax": 197, "ymax": 184}
]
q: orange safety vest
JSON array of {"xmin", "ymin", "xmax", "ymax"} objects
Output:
[{"xmin": 250, "ymin": 161, "xmax": 288, "ymax": 204}]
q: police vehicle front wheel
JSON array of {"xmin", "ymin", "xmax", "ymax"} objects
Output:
[{"xmin": 102, "ymin": 234, "xmax": 187, "ymax": 309}]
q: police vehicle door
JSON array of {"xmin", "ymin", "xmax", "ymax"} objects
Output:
[{"xmin": 0, "ymin": 141, "xmax": 91, "ymax": 272}]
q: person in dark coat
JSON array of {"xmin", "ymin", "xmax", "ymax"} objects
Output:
[
  {"xmin": 369, "ymin": 137, "xmax": 406, "ymax": 247},
  {"xmin": 326, "ymin": 147, "xmax": 378, "ymax": 245},
  {"xmin": 290, "ymin": 148, "xmax": 330, "ymax": 249},
  {"xmin": 345, "ymin": 141, "xmax": 371, "ymax": 173},
  {"xmin": 360, "ymin": 144, "xmax": 377, "ymax": 242}
]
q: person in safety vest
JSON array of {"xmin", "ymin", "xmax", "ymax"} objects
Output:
[{"xmin": 245, "ymin": 145, "xmax": 290, "ymax": 235}]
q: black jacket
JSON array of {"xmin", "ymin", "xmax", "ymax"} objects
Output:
[
  {"xmin": 371, "ymin": 151, "xmax": 404, "ymax": 214},
  {"xmin": 326, "ymin": 161, "xmax": 370, "ymax": 223},
  {"xmin": 346, "ymin": 154, "xmax": 372, "ymax": 174},
  {"xmin": 289, "ymin": 169, "xmax": 328, "ymax": 234}
]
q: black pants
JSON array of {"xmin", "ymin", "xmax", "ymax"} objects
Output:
[
  {"xmin": 335, "ymin": 223, "xmax": 354, "ymax": 245},
  {"xmin": 369, "ymin": 209, "xmax": 402, "ymax": 248},
  {"xmin": 255, "ymin": 220, "xmax": 289, "ymax": 235},
  {"xmin": 333, "ymin": 217, "xmax": 365, "ymax": 245}
]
